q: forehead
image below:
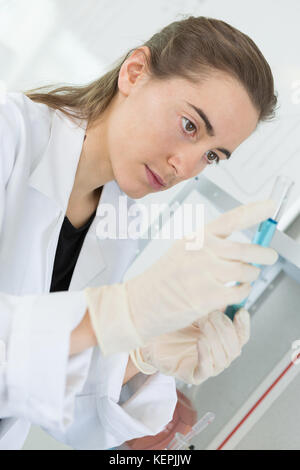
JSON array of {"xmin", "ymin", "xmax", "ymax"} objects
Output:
[{"xmin": 149, "ymin": 72, "xmax": 259, "ymax": 149}]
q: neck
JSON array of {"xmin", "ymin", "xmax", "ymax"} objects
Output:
[{"xmin": 72, "ymin": 112, "xmax": 115, "ymax": 199}]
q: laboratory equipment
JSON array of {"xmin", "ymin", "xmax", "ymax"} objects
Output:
[
  {"xmin": 225, "ymin": 175, "xmax": 294, "ymax": 320},
  {"xmin": 165, "ymin": 412, "xmax": 215, "ymax": 450}
]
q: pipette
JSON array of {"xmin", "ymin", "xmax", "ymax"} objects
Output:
[
  {"xmin": 165, "ymin": 411, "xmax": 215, "ymax": 450},
  {"xmin": 225, "ymin": 175, "xmax": 294, "ymax": 320}
]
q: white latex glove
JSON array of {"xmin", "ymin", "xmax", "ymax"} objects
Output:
[
  {"xmin": 130, "ymin": 308, "xmax": 250, "ymax": 385},
  {"xmin": 85, "ymin": 200, "xmax": 278, "ymax": 355}
]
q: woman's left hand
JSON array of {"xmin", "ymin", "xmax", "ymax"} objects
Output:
[{"xmin": 130, "ymin": 308, "xmax": 250, "ymax": 385}]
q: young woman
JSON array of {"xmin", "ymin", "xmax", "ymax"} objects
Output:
[{"xmin": 0, "ymin": 16, "xmax": 278, "ymax": 449}]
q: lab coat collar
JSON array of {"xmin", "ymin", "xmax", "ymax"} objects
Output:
[{"xmin": 28, "ymin": 109, "xmax": 87, "ymax": 211}]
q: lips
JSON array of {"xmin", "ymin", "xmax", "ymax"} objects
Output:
[
  {"xmin": 150, "ymin": 168, "xmax": 166, "ymax": 186},
  {"xmin": 145, "ymin": 165, "xmax": 166, "ymax": 190}
]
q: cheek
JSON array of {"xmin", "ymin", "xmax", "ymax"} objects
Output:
[
  {"xmin": 110, "ymin": 106, "xmax": 174, "ymax": 166},
  {"xmin": 195, "ymin": 156, "xmax": 207, "ymax": 174}
]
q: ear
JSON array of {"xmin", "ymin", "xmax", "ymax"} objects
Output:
[{"xmin": 118, "ymin": 46, "xmax": 151, "ymax": 96}]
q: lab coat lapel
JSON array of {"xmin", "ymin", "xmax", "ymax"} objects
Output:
[
  {"xmin": 69, "ymin": 179, "xmax": 139, "ymax": 290},
  {"xmin": 28, "ymin": 110, "xmax": 86, "ymax": 212},
  {"xmin": 68, "ymin": 181, "xmax": 116, "ymax": 290}
]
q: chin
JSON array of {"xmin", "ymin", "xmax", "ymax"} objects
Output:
[
  {"xmin": 126, "ymin": 187, "xmax": 151, "ymax": 199},
  {"xmin": 115, "ymin": 178, "xmax": 150, "ymax": 199}
]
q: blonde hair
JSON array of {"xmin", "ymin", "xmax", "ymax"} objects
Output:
[{"xmin": 25, "ymin": 16, "xmax": 277, "ymax": 126}]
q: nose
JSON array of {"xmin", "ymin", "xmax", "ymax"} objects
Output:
[{"xmin": 167, "ymin": 150, "xmax": 204, "ymax": 183}]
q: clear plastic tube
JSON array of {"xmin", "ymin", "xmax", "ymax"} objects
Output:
[
  {"xmin": 270, "ymin": 175, "xmax": 294, "ymax": 222},
  {"xmin": 165, "ymin": 412, "xmax": 215, "ymax": 450}
]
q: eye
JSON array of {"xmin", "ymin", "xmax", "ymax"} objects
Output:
[
  {"xmin": 181, "ymin": 117, "xmax": 197, "ymax": 137},
  {"xmin": 205, "ymin": 150, "xmax": 220, "ymax": 165}
]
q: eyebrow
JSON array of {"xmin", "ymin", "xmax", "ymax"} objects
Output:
[
  {"xmin": 186, "ymin": 101, "xmax": 232, "ymax": 159},
  {"xmin": 217, "ymin": 147, "xmax": 231, "ymax": 159}
]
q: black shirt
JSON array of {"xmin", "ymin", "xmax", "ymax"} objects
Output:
[{"xmin": 50, "ymin": 209, "xmax": 97, "ymax": 292}]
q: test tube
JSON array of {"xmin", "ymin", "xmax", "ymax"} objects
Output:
[
  {"xmin": 165, "ymin": 412, "xmax": 215, "ymax": 450},
  {"xmin": 225, "ymin": 175, "xmax": 294, "ymax": 320}
]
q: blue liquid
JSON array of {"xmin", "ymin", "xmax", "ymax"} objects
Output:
[{"xmin": 225, "ymin": 218, "xmax": 277, "ymax": 320}]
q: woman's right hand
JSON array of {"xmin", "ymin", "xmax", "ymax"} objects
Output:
[{"xmin": 84, "ymin": 200, "xmax": 278, "ymax": 355}]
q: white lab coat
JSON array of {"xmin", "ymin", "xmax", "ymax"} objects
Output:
[{"xmin": 0, "ymin": 92, "xmax": 177, "ymax": 450}]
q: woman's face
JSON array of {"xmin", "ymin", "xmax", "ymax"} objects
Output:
[{"xmin": 106, "ymin": 50, "xmax": 259, "ymax": 199}]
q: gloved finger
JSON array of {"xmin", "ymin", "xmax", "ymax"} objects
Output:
[
  {"xmin": 211, "ymin": 258, "xmax": 261, "ymax": 284},
  {"xmin": 193, "ymin": 315, "xmax": 212, "ymax": 328},
  {"xmin": 233, "ymin": 308, "xmax": 251, "ymax": 347},
  {"xmin": 201, "ymin": 314, "xmax": 227, "ymax": 374},
  {"xmin": 209, "ymin": 310, "xmax": 241, "ymax": 362},
  {"xmin": 219, "ymin": 282, "xmax": 252, "ymax": 308},
  {"xmin": 210, "ymin": 237, "xmax": 278, "ymax": 265},
  {"xmin": 193, "ymin": 281, "xmax": 251, "ymax": 316},
  {"xmin": 177, "ymin": 345, "xmax": 203, "ymax": 384},
  {"xmin": 207, "ymin": 199, "xmax": 275, "ymax": 238},
  {"xmin": 196, "ymin": 332, "xmax": 214, "ymax": 381}
]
